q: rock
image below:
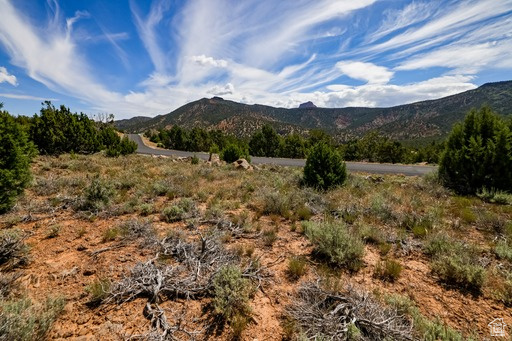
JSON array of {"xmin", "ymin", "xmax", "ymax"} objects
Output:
[
  {"xmin": 232, "ymin": 159, "xmax": 253, "ymax": 171},
  {"xmin": 299, "ymin": 101, "xmax": 317, "ymax": 109},
  {"xmin": 76, "ymin": 244, "xmax": 87, "ymax": 251},
  {"xmin": 208, "ymin": 153, "xmax": 221, "ymax": 165},
  {"xmin": 76, "ymin": 315, "xmax": 90, "ymax": 325},
  {"xmin": 83, "ymin": 268, "xmax": 95, "ymax": 276}
]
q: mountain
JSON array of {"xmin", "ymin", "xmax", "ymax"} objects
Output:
[
  {"xmin": 299, "ymin": 101, "xmax": 317, "ymax": 109},
  {"xmin": 115, "ymin": 81, "xmax": 512, "ymax": 143}
]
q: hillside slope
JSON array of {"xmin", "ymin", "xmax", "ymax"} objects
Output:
[{"xmin": 116, "ymin": 81, "xmax": 512, "ymax": 142}]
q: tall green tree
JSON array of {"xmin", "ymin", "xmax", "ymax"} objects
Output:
[
  {"xmin": 439, "ymin": 106, "xmax": 512, "ymax": 194},
  {"xmin": 303, "ymin": 142, "xmax": 347, "ymax": 190},
  {"xmin": 169, "ymin": 125, "xmax": 189, "ymax": 150},
  {"xmin": 31, "ymin": 101, "xmax": 101, "ymax": 155},
  {"xmin": 249, "ymin": 124, "xmax": 281, "ymax": 157},
  {"xmin": 280, "ymin": 133, "xmax": 306, "ymax": 158},
  {"xmin": 0, "ymin": 109, "xmax": 36, "ymax": 213}
]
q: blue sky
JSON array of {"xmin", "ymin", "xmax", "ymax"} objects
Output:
[{"xmin": 0, "ymin": 0, "xmax": 511, "ymax": 119}]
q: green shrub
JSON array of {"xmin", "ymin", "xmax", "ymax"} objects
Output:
[
  {"xmin": 262, "ymin": 228, "xmax": 278, "ymax": 247},
  {"xmin": 86, "ymin": 278, "xmax": 111, "ymax": 305},
  {"xmin": 287, "ymin": 256, "xmax": 308, "ymax": 280},
  {"xmin": 102, "ymin": 227, "xmax": 119, "ymax": 242},
  {"xmin": 0, "ymin": 110, "xmax": 36, "ymax": 213},
  {"xmin": 80, "ymin": 175, "xmax": 114, "ymax": 211},
  {"xmin": 431, "ymin": 256, "xmax": 485, "ymax": 293},
  {"xmin": 424, "ymin": 233, "xmax": 452, "ymax": 258},
  {"xmin": 118, "ymin": 136, "xmax": 137, "ymax": 155},
  {"xmin": 374, "ymin": 259, "xmax": 402, "ymax": 282},
  {"xmin": 492, "ymin": 276, "xmax": 512, "ymax": 307},
  {"xmin": 105, "ymin": 145, "xmax": 120, "ymax": 157},
  {"xmin": 211, "ymin": 265, "xmax": 253, "ymax": 336},
  {"xmin": 104, "ymin": 135, "xmax": 137, "ymax": 158},
  {"xmin": 477, "ymin": 188, "xmax": 512, "ymax": 205},
  {"xmin": 0, "ymin": 296, "xmax": 65, "ymax": 341},
  {"xmin": 295, "ymin": 205, "xmax": 313, "ymax": 221},
  {"xmin": 424, "ymin": 233, "xmax": 485, "ymax": 292},
  {"xmin": 45, "ymin": 225, "xmax": 60, "ymax": 239},
  {"xmin": 358, "ymin": 224, "xmax": 385, "ymax": 245},
  {"xmin": 161, "ymin": 205, "xmax": 185, "ymax": 222},
  {"xmin": 191, "ymin": 154, "xmax": 200, "ymax": 164},
  {"xmin": 303, "ymin": 221, "xmax": 364, "ymax": 271},
  {"xmin": 221, "ymin": 144, "xmax": 250, "ymax": 163},
  {"xmin": 139, "ymin": 203, "xmax": 154, "ymax": 216},
  {"xmin": 439, "ymin": 106, "xmax": 512, "ymax": 194},
  {"xmin": 495, "ymin": 240, "xmax": 512, "ymax": 262},
  {"xmin": 386, "ymin": 294, "xmax": 468, "ymax": 340},
  {"xmin": 303, "ymin": 142, "xmax": 347, "ymax": 190}
]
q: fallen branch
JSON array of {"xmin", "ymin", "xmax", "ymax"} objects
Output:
[{"xmin": 286, "ymin": 280, "xmax": 413, "ymax": 340}]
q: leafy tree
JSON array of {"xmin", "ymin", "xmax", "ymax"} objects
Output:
[
  {"xmin": 221, "ymin": 143, "xmax": 250, "ymax": 163},
  {"xmin": 169, "ymin": 125, "xmax": 188, "ymax": 150},
  {"xmin": 307, "ymin": 129, "xmax": 334, "ymax": 148},
  {"xmin": 249, "ymin": 124, "xmax": 281, "ymax": 157},
  {"xmin": 99, "ymin": 125, "xmax": 120, "ymax": 148},
  {"xmin": 439, "ymin": 106, "xmax": 512, "ymax": 194},
  {"xmin": 0, "ymin": 110, "xmax": 36, "ymax": 213},
  {"xmin": 104, "ymin": 133, "xmax": 137, "ymax": 158},
  {"xmin": 280, "ymin": 133, "xmax": 306, "ymax": 158},
  {"xmin": 118, "ymin": 136, "xmax": 137, "ymax": 155},
  {"xmin": 378, "ymin": 140, "xmax": 405, "ymax": 163},
  {"xmin": 303, "ymin": 142, "xmax": 347, "ymax": 190},
  {"xmin": 340, "ymin": 140, "xmax": 358, "ymax": 161},
  {"xmin": 187, "ymin": 127, "xmax": 210, "ymax": 152},
  {"xmin": 31, "ymin": 101, "xmax": 101, "ymax": 155}
]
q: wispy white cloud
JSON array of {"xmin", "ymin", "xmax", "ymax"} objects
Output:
[
  {"xmin": 367, "ymin": 0, "xmax": 512, "ymax": 54},
  {"xmin": 130, "ymin": 0, "xmax": 170, "ymax": 74},
  {"xmin": 0, "ymin": 0, "xmax": 121, "ymax": 105},
  {"xmin": 336, "ymin": 61, "xmax": 393, "ymax": 84},
  {"xmin": 397, "ymin": 42, "xmax": 510, "ymax": 73},
  {"xmin": 365, "ymin": 3, "xmax": 434, "ymax": 46},
  {"xmin": 0, "ymin": 66, "xmax": 17, "ymax": 86},
  {"xmin": 0, "ymin": 92, "xmax": 57, "ymax": 101}
]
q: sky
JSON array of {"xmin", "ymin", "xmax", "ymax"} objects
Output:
[{"xmin": 0, "ymin": 0, "xmax": 511, "ymax": 119}]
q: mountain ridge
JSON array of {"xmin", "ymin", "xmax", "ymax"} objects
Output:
[{"xmin": 116, "ymin": 80, "xmax": 512, "ymax": 143}]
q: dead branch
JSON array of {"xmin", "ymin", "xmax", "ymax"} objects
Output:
[
  {"xmin": 286, "ymin": 281, "xmax": 413, "ymax": 340},
  {"xmin": 105, "ymin": 230, "xmax": 272, "ymax": 339}
]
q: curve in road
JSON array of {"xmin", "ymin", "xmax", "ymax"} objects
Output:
[{"xmin": 128, "ymin": 134, "xmax": 436, "ymax": 176}]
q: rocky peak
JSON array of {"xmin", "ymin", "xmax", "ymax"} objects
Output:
[{"xmin": 299, "ymin": 101, "xmax": 317, "ymax": 109}]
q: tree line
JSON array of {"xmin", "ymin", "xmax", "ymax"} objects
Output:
[
  {"xmin": 0, "ymin": 101, "xmax": 137, "ymax": 213},
  {"xmin": 17, "ymin": 101, "xmax": 137, "ymax": 157},
  {"xmin": 145, "ymin": 124, "xmax": 444, "ymax": 164}
]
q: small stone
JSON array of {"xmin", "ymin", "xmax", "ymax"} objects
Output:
[
  {"xmin": 83, "ymin": 268, "xmax": 96, "ymax": 276},
  {"xmin": 77, "ymin": 244, "xmax": 87, "ymax": 251}
]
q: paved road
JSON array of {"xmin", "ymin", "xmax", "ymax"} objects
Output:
[{"xmin": 128, "ymin": 134, "xmax": 436, "ymax": 176}]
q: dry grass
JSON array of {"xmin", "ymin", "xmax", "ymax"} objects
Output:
[{"xmin": 1, "ymin": 153, "xmax": 511, "ymax": 339}]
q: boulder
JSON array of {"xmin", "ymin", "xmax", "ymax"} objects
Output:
[
  {"xmin": 208, "ymin": 153, "xmax": 222, "ymax": 165},
  {"xmin": 232, "ymin": 158, "xmax": 253, "ymax": 171}
]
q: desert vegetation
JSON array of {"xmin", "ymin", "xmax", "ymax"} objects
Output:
[
  {"xmin": 0, "ymin": 105, "xmax": 511, "ymax": 339},
  {"xmin": 0, "ymin": 145, "xmax": 509, "ymax": 339}
]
